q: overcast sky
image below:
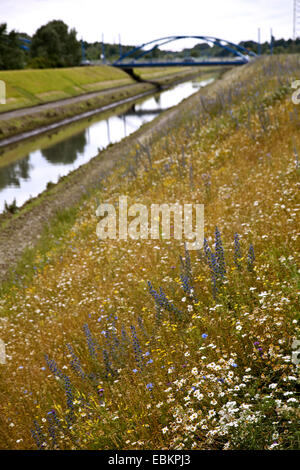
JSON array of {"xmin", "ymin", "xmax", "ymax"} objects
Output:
[{"xmin": 0, "ymin": 0, "xmax": 295, "ymax": 48}]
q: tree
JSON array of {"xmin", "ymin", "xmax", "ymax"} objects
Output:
[
  {"xmin": 30, "ymin": 20, "xmax": 81, "ymax": 68},
  {"xmin": 0, "ymin": 23, "xmax": 25, "ymax": 70}
]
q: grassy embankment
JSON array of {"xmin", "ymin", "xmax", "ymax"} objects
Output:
[
  {"xmin": 0, "ymin": 65, "xmax": 187, "ymax": 112},
  {"xmin": 0, "ymin": 56, "xmax": 299, "ymax": 450},
  {"xmin": 0, "ymin": 65, "xmax": 207, "ymax": 141},
  {"xmin": 0, "ymin": 66, "xmax": 133, "ymax": 112},
  {"xmin": 0, "ymin": 98, "xmax": 140, "ymax": 171}
]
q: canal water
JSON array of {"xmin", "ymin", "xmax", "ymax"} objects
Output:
[{"xmin": 0, "ymin": 76, "xmax": 214, "ymax": 213}]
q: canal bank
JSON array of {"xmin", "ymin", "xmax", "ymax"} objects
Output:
[
  {"xmin": 0, "ymin": 65, "xmax": 233, "ymax": 282},
  {"xmin": 0, "ymin": 77, "xmax": 216, "ymax": 212},
  {"xmin": 0, "ymin": 67, "xmax": 222, "ymax": 143}
]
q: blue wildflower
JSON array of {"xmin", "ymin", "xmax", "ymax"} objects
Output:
[
  {"xmin": 234, "ymin": 233, "xmax": 242, "ymax": 270},
  {"xmin": 247, "ymin": 243, "xmax": 255, "ymax": 271},
  {"xmin": 83, "ymin": 324, "xmax": 98, "ymax": 360},
  {"xmin": 66, "ymin": 344, "xmax": 86, "ymax": 380},
  {"xmin": 215, "ymin": 227, "xmax": 226, "ymax": 278},
  {"xmin": 130, "ymin": 325, "xmax": 144, "ymax": 371},
  {"xmin": 148, "ymin": 281, "xmax": 182, "ymax": 319}
]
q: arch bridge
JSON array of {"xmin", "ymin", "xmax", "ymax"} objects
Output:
[{"xmin": 113, "ymin": 35, "xmax": 256, "ymax": 69}]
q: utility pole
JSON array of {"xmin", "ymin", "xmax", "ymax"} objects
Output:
[
  {"xmin": 101, "ymin": 34, "xmax": 106, "ymax": 63},
  {"xmin": 119, "ymin": 34, "xmax": 122, "ymax": 59},
  {"xmin": 258, "ymin": 28, "xmax": 261, "ymax": 55},
  {"xmin": 294, "ymin": 0, "xmax": 300, "ymax": 39},
  {"xmin": 81, "ymin": 39, "xmax": 86, "ymax": 62},
  {"xmin": 270, "ymin": 28, "xmax": 273, "ymax": 55}
]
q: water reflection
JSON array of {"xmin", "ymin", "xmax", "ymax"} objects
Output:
[
  {"xmin": 0, "ymin": 78, "xmax": 214, "ymax": 212},
  {"xmin": 0, "ymin": 156, "xmax": 31, "ymax": 190},
  {"xmin": 123, "ymin": 104, "xmax": 163, "ymax": 116},
  {"xmin": 41, "ymin": 131, "xmax": 87, "ymax": 165}
]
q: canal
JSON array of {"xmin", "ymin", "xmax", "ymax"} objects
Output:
[{"xmin": 0, "ymin": 75, "xmax": 215, "ymax": 213}]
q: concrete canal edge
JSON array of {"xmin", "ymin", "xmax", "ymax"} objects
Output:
[{"xmin": 0, "ymin": 68, "xmax": 221, "ymax": 144}]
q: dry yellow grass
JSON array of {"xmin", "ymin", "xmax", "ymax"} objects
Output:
[{"xmin": 0, "ymin": 56, "xmax": 299, "ymax": 450}]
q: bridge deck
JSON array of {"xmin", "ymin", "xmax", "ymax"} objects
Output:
[{"xmin": 114, "ymin": 60, "xmax": 248, "ymax": 68}]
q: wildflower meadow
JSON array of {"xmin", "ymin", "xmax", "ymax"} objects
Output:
[{"xmin": 0, "ymin": 56, "xmax": 299, "ymax": 450}]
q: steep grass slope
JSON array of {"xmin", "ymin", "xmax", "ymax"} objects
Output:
[
  {"xmin": 0, "ymin": 65, "xmax": 190, "ymax": 112},
  {"xmin": 0, "ymin": 65, "xmax": 133, "ymax": 111},
  {"xmin": 0, "ymin": 56, "xmax": 299, "ymax": 450}
]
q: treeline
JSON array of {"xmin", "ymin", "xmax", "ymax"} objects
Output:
[
  {"xmin": 152, "ymin": 37, "xmax": 300, "ymax": 59},
  {"xmin": 1, "ymin": 19, "xmax": 300, "ymax": 70},
  {"xmin": 240, "ymin": 37, "xmax": 300, "ymax": 55},
  {"xmin": 69, "ymin": 35, "xmax": 300, "ymax": 62},
  {"xmin": 84, "ymin": 41, "xmax": 135, "ymax": 62},
  {"xmin": 0, "ymin": 20, "xmax": 81, "ymax": 69},
  {"xmin": 0, "ymin": 23, "xmax": 25, "ymax": 69}
]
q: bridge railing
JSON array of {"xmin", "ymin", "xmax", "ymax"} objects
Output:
[
  {"xmin": 116, "ymin": 56, "xmax": 249, "ymax": 64},
  {"xmin": 112, "ymin": 35, "xmax": 255, "ymax": 68}
]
